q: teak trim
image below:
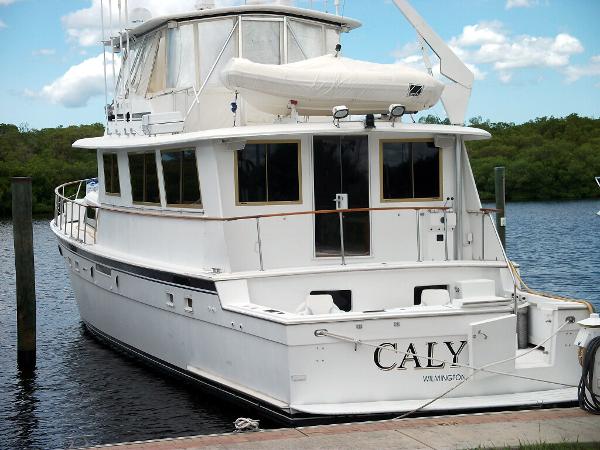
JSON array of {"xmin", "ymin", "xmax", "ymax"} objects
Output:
[{"xmin": 98, "ymin": 204, "xmax": 454, "ymax": 222}]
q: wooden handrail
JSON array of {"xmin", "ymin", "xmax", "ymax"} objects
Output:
[{"xmin": 97, "ymin": 204, "xmax": 453, "ymax": 222}]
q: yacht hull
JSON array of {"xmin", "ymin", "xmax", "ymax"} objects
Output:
[{"xmin": 56, "ymin": 231, "xmax": 585, "ymax": 424}]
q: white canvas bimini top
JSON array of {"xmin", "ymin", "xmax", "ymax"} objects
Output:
[{"xmin": 130, "ymin": 4, "xmax": 362, "ymax": 38}]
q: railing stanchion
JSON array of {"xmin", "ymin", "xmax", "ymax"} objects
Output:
[
  {"xmin": 443, "ymin": 209, "xmax": 449, "ymax": 261},
  {"xmin": 338, "ymin": 211, "xmax": 346, "ymax": 266},
  {"xmin": 54, "ymin": 195, "xmax": 58, "ymax": 225},
  {"xmin": 256, "ymin": 217, "xmax": 264, "ymax": 271},
  {"xmin": 481, "ymin": 212, "xmax": 486, "ymax": 261},
  {"xmin": 83, "ymin": 206, "xmax": 88, "ymax": 244},
  {"xmin": 416, "ymin": 210, "xmax": 422, "ymax": 262},
  {"xmin": 62, "ymin": 199, "xmax": 67, "ymax": 236},
  {"xmin": 58, "ymin": 197, "xmax": 62, "ymax": 231},
  {"xmin": 70, "ymin": 201, "xmax": 74, "ymax": 238}
]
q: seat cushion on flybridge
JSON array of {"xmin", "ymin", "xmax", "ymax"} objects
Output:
[
  {"xmin": 296, "ymin": 294, "xmax": 341, "ymax": 315},
  {"xmin": 220, "ymin": 55, "xmax": 445, "ymax": 116}
]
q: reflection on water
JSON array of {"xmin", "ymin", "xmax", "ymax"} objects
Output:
[{"xmin": 0, "ymin": 199, "xmax": 599, "ymax": 449}]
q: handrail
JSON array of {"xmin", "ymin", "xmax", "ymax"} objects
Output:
[
  {"xmin": 54, "ymin": 179, "xmax": 100, "ymax": 245},
  {"xmin": 97, "ymin": 204, "xmax": 452, "ymax": 222}
]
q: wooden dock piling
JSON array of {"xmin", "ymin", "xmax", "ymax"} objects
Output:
[
  {"xmin": 495, "ymin": 167, "xmax": 506, "ymax": 248},
  {"xmin": 11, "ymin": 177, "xmax": 36, "ymax": 373}
]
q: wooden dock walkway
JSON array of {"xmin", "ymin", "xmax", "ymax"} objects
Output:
[{"xmin": 87, "ymin": 407, "xmax": 600, "ymax": 449}]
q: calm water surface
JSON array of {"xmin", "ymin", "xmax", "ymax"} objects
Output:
[{"xmin": 0, "ymin": 199, "xmax": 599, "ymax": 449}]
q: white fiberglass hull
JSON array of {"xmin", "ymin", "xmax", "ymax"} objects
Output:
[{"xmin": 54, "ymin": 229, "xmax": 586, "ymax": 423}]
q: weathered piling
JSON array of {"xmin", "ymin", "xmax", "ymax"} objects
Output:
[
  {"xmin": 494, "ymin": 166, "xmax": 506, "ymax": 248},
  {"xmin": 11, "ymin": 177, "xmax": 36, "ymax": 373}
]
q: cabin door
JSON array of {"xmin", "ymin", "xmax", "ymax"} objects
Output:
[{"xmin": 313, "ymin": 135, "xmax": 370, "ymax": 257}]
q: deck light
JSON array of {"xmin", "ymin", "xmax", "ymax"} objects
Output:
[
  {"xmin": 332, "ymin": 105, "xmax": 349, "ymax": 120},
  {"xmin": 389, "ymin": 104, "xmax": 406, "ymax": 118}
]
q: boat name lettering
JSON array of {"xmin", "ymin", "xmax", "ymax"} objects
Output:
[{"xmin": 373, "ymin": 340, "xmax": 467, "ymax": 371}]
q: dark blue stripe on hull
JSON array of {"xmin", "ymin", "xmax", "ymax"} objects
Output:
[{"xmin": 60, "ymin": 240, "xmax": 217, "ymax": 294}]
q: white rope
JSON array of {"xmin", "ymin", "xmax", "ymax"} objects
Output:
[
  {"xmin": 316, "ymin": 318, "xmax": 575, "ymax": 420},
  {"xmin": 234, "ymin": 417, "xmax": 260, "ymax": 433}
]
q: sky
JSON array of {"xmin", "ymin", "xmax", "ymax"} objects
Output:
[{"xmin": 0, "ymin": 0, "xmax": 598, "ymax": 129}]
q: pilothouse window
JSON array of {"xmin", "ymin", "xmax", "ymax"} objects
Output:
[
  {"xmin": 103, "ymin": 153, "xmax": 120, "ymax": 195},
  {"xmin": 236, "ymin": 142, "xmax": 301, "ymax": 204},
  {"xmin": 161, "ymin": 149, "xmax": 202, "ymax": 207},
  {"xmin": 129, "ymin": 152, "xmax": 160, "ymax": 204},
  {"xmin": 381, "ymin": 141, "xmax": 441, "ymax": 201}
]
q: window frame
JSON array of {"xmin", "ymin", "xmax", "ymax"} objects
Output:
[
  {"xmin": 102, "ymin": 152, "xmax": 121, "ymax": 196},
  {"xmin": 128, "ymin": 150, "xmax": 161, "ymax": 206},
  {"xmin": 379, "ymin": 138, "xmax": 443, "ymax": 203},
  {"xmin": 160, "ymin": 147, "xmax": 203, "ymax": 209},
  {"xmin": 234, "ymin": 140, "xmax": 303, "ymax": 206}
]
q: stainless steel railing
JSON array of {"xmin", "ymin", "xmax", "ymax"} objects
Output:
[{"xmin": 54, "ymin": 179, "xmax": 99, "ymax": 245}]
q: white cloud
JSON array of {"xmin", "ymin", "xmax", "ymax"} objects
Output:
[
  {"xmin": 32, "ymin": 48, "xmax": 56, "ymax": 56},
  {"xmin": 565, "ymin": 55, "xmax": 600, "ymax": 83},
  {"xmin": 0, "ymin": 0, "xmax": 18, "ymax": 5},
  {"xmin": 62, "ymin": 0, "xmax": 242, "ymax": 47},
  {"xmin": 31, "ymin": 53, "xmax": 120, "ymax": 107},
  {"xmin": 393, "ymin": 21, "xmax": 584, "ymax": 86},
  {"xmin": 0, "ymin": 19, "xmax": 6, "ymax": 28},
  {"xmin": 450, "ymin": 21, "xmax": 506, "ymax": 47},
  {"xmin": 498, "ymin": 72, "xmax": 512, "ymax": 83},
  {"xmin": 473, "ymin": 33, "xmax": 584, "ymax": 70},
  {"xmin": 505, "ymin": 0, "xmax": 538, "ymax": 9}
]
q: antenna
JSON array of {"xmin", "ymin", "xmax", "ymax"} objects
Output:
[{"xmin": 391, "ymin": 0, "xmax": 474, "ymax": 125}]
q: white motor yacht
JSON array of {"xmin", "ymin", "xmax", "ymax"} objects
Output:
[{"xmin": 51, "ymin": 0, "xmax": 596, "ymax": 424}]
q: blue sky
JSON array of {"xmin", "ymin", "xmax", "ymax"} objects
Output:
[{"xmin": 0, "ymin": 0, "xmax": 598, "ymax": 129}]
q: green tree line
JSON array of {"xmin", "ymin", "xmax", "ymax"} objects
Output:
[
  {"xmin": 1, "ymin": 115, "xmax": 599, "ymax": 216},
  {"xmin": 0, "ymin": 123, "xmax": 102, "ymax": 217},
  {"xmin": 421, "ymin": 113, "xmax": 600, "ymax": 201}
]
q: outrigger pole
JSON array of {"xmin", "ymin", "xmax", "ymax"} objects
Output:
[{"xmin": 392, "ymin": 0, "xmax": 474, "ymax": 125}]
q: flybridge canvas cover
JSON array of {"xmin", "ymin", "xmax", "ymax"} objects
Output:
[{"xmin": 221, "ymin": 55, "xmax": 444, "ymax": 116}]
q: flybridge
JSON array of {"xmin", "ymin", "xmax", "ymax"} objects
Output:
[{"xmin": 98, "ymin": 0, "xmax": 474, "ymax": 137}]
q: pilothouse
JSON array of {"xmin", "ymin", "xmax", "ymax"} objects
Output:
[{"xmin": 51, "ymin": 0, "xmax": 597, "ymax": 423}]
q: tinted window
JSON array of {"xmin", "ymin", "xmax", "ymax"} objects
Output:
[
  {"xmin": 129, "ymin": 152, "xmax": 160, "ymax": 204},
  {"xmin": 103, "ymin": 153, "xmax": 120, "ymax": 195},
  {"xmin": 161, "ymin": 149, "xmax": 201, "ymax": 206},
  {"xmin": 381, "ymin": 141, "xmax": 440, "ymax": 200},
  {"xmin": 237, "ymin": 142, "xmax": 300, "ymax": 203},
  {"xmin": 413, "ymin": 142, "xmax": 440, "ymax": 199}
]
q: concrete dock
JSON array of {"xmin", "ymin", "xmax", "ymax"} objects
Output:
[{"xmin": 89, "ymin": 407, "xmax": 600, "ymax": 449}]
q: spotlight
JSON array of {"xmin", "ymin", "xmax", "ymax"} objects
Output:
[
  {"xmin": 332, "ymin": 105, "xmax": 349, "ymax": 120},
  {"xmin": 389, "ymin": 104, "xmax": 406, "ymax": 118}
]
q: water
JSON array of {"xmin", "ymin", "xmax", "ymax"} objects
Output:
[{"xmin": 0, "ymin": 199, "xmax": 599, "ymax": 449}]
